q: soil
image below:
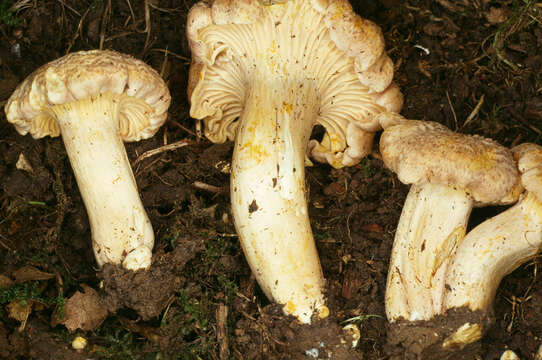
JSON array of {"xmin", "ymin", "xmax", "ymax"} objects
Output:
[{"xmin": 0, "ymin": 0, "xmax": 541, "ymax": 359}]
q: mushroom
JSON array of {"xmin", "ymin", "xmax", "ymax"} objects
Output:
[
  {"xmin": 441, "ymin": 142, "xmax": 542, "ymax": 348},
  {"xmin": 5, "ymin": 50, "xmax": 171, "ymax": 271},
  {"xmin": 380, "ymin": 120, "xmax": 522, "ymax": 323},
  {"xmin": 187, "ymin": 0, "xmax": 402, "ymax": 323}
]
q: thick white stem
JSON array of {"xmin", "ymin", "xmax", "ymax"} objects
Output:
[
  {"xmin": 444, "ymin": 192, "xmax": 542, "ymax": 312},
  {"xmin": 386, "ymin": 183, "xmax": 472, "ymax": 322},
  {"xmin": 231, "ymin": 77, "xmax": 326, "ymax": 323},
  {"xmin": 51, "ymin": 93, "xmax": 154, "ymax": 270}
]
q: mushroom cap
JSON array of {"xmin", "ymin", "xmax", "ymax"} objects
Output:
[
  {"xmin": 5, "ymin": 50, "xmax": 171, "ymax": 142},
  {"xmin": 380, "ymin": 120, "xmax": 522, "ymax": 205},
  {"xmin": 187, "ymin": 0, "xmax": 402, "ymax": 167},
  {"xmin": 512, "ymin": 143, "xmax": 542, "ymax": 201}
]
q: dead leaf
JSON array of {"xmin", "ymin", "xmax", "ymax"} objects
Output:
[
  {"xmin": 12, "ymin": 266, "xmax": 55, "ymax": 284},
  {"xmin": 7, "ymin": 300, "xmax": 32, "ymax": 322},
  {"xmin": 61, "ymin": 284, "xmax": 108, "ymax": 332},
  {"xmin": 485, "ymin": 7, "xmax": 509, "ymax": 24},
  {"xmin": 0, "ymin": 275, "xmax": 14, "ymax": 288},
  {"xmin": 7, "ymin": 300, "xmax": 32, "ymax": 331}
]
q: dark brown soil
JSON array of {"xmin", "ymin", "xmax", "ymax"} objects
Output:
[{"xmin": 0, "ymin": 0, "xmax": 541, "ymax": 359}]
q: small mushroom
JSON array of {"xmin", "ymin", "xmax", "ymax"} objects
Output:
[
  {"xmin": 5, "ymin": 50, "xmax": 171, "ymax": 270},
  {"xmin": 442, "ymin": 143, "xmax": 542, "ymax": 348},
  {"xmin": 380, "ymin": 120, "xmax": 522, "ymax": 323},
  {"xmin": 187, "ymin": 0, "xmax": 402, "ymax": 323}
]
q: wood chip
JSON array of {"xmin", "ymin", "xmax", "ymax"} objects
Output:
[{"xmin": 216, "ymin": 304, "xmax": 230, "ymax": 360}]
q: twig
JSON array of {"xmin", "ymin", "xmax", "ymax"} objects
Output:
[
  {"xmin": 0, "ymin": 233, "xmax": 13, "ymax": 251},
  {"xmin": 216, "ymin": 304, "xmax": 230, "ymax": 360},
  {"xmin": 132, "ymin": 139, "xmax": 192, "ymax": 166},
  {"xmin": 147, "ymin": 2, "xmax": 182, "ymax": 13},
  {"xmin": 124, "ymin": 0, "xmax": 136, "ymax": 27},
  {"xmin": 55, "ymin": 0, "xmax": 81, "ymax": 16},
  {"xmin": 169, "ymin": 119, "xmax": 197, "ymax": 137},
  {"xmin": 99, "ymin": 0, "xmax": 112, "ymax": 50},
  {"xmin": 104, "ymin": 31, "xmax": 135, "ymax": 42},
  {"xmin": 159, "ymin": 47, "xmax": 169, "ymax": 78},
  {"xmin": 66, "ymin": 7, "xmax": 91, "ymax": 54},
  {"xmin": 461, "ymin": 94, "xmax": 485, "ymax": 128},
  {"xmin": 193, "ymin": 181, "xmax": 222, "ymax": 194},
  {"xmin": 510, "ymin": 134, "xmax": 523, "ymax": 148},
  {"xmin": 142, "ymin": 0, "xmax": 152, "ymax": 54},
  {"xmin": 151, "ymin": 48, "xmax": 191, "ymax": 62},
  {"xmin": 446, "ymin": 90, "xmax": 458, "ymax": 130}
]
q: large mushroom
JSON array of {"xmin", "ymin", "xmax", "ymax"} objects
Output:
[
  {"xmin": 380, "ymin": 120, "xmax": 522, "ymax": 323},
  {"xmin": 187, "ymin": 0, "xmax": 402, "ymax": 323},
  {"xmin": 441, "ymin": 142, "xmax": 542, "ymax": 349},
  {"xmin": 5, "ymin": 50, "xmax": 171, "ymax": 271}
]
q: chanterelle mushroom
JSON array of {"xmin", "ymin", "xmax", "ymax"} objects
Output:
[
  {"xmin": 441, "ymin": 142, "xmax": 542, "ymax": 349},
  {"xmin": 380, "ymin": 120, "xmax": 522, "ymax": 324},
  {"xmin": 5, "ymin": 50, "xmax": 171, "ymax": 271},
  {"xmin": 187, "ymin": 0, "xmax": 402, "ymax": 323}
]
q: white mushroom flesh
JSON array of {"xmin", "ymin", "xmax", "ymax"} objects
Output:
[
  {"xmin": 444, "ymin": 192, "xmax": 542, "ymax": 312},
  {"xmin": 48, "ymin": 93, "xmax": 154, "ymax": 270},
  {"xmin": 188, "ymin": 0, "xmax": 399, "ymax": 322},
  {"xmin": 385, "ymin": 183, "xmax": 471, "ymax": 321},
  {"xmin": 5, "ymin": 50, "xmax": 171, "ymax": 271}
]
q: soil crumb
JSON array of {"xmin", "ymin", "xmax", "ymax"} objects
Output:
[
  {"xmin": 386, "ymin": 307, "xmax": 492, "ymax": 359},
  {"xmin": 235, "ymin": 304, "xmax": 360, "ymax": 360},
  {"xmin": 99, "ymin": 236, "xmax": 204, "ymax": 320},
  {"xmin": 0, "ymin": 319, "xmax": 87, "ymax": 360}
]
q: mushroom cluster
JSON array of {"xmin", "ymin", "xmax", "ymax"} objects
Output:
[
  {"xmin": 381, "ymin": 117, "xmax": 542, "ymax": 356},
  {"xmin": 3, "ymin": 1, "xmax": 538, "ymax": 357},
  {"xmin": 5, "ymin": 50, "xmax": 171, "ymax": 271},
  {"xmin": 381, "ymin": 119, "xmax": 522, "ymax": 323},
  {"xmin": 186, "ymin": 0, "xmax": 402, "ymax": 323}
]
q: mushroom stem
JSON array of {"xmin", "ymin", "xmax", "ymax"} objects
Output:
[
  {"xmin": 230, "ymin": 76, "xmax": 326, "ymax": 324},
  {"xmin": 386, "ymin": 183, "xmax": 471, "ymax": 322},
  {"xmin": 444, "ymin": 191, "xmax": 542, "ymax": 313},
  {"xmin": 50, "ymin": 92, "xmax": 154, "ymax": 270}
]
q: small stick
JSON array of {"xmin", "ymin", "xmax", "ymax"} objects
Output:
[
  {"xmin": 170, "ymin": 119, "xmax": 197, "ymax": 137},
  {"xmin": 462, "ymin": 94, "xmax": 485, "ymax": 128},
  {"xmin": 510, "ymin": 134, "xmax": 523, "ymax": 148},
  {"xmin": 216, "ymin": 304, "xmax": 230, "ymax": 360},
  {"xmin": 193, "ymin": 181, "xmax": 222, "ymax": 193},
  {"xmin": 151, "ymin": 48, "xmax": 191, "ymax": 62},
  {"xmin": 142, "ymin": 0, "xmax": 152, "ymax": 54},
  {"xmin": 132, "ymin": 139, "xmax": 192, "ymax": 166},
  {"xmin": 446, "ymin": 90, "xmax": 458, "ymax": 130}
]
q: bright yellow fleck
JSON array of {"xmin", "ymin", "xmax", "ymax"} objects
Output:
[
  {"xmin": 285, "ymin": 301, "xmax": 297, "ymax": 314},
  {"xmin": 282, "ymin": 102, "xmax": 292, "ymax": 114},
  {"xmin": 72, "ymin": 336, "xmax": 88, "ymax": 350},
  {"xmin": 318, "ymin": 305, "xmax": 330, "ymax": 319}
]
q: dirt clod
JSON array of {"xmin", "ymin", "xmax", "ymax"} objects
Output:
[{"xmin": 99, "ymin": 236, "xmax": 204, "ymax": 320}]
